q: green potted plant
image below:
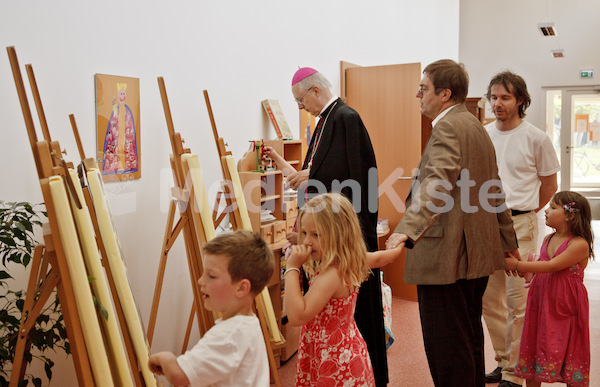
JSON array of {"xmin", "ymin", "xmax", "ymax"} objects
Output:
[{"xmin": 0, "ymin": 201, "xmax": 70, "ymax": 386}]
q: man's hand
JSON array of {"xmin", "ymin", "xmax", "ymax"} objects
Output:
[
  {"xmin": 288, "ymin": 169, "xmax": 309, "ymax": 190},
  {"xmin": 386, "ymin": 233, "xmax": 408, "ymax": 250}
]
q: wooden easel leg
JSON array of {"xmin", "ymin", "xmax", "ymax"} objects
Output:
[
  {"xmin": 50, "ymin": 254, "xmax": 95, "ymax": 386},
  {"xmin": 148, "ymin": 199, "xmax": 177, "ymax": 345},
  {"xmin": 9, "ymin": 246, "xmax": 44, "ymax": 386},
  {"xmin": 9, "ymin": 249, "xmax": 94, "ymax": 387},
  {"xmin": 82, "ymin": 189, "xmax": 145, "ymax": 386},
  {"xmin": 255, "ymin": 298, "xmax": 281, "ymax": 387},
  {"xmin": 212, "ymin": 191, "xmax": 222, "ymax": 225},
  {"xmin": 101, "ymin": 252, "xmax": 145, "ymax": 387},
  {"xmin": 181, "ymin": 305, "xmax": 195, "ymax": 354}
]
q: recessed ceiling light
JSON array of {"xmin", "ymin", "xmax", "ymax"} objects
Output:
[{"xmin": 551, "ymin": 49, "xmax": 564, "ymax": 58}]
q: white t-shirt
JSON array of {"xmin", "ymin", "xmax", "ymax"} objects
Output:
[
  {"xmin": 177, "ymin": 314, "xmax": 269, "ymax": 387},
  {"xmin": 486, "ymin": 120, "xmax": 560, "ymax": 211}
]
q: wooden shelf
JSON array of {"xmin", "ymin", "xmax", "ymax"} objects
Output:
[
  {"xmin": 238, "ymin": 143, "xmax": 303, "ymax": 365},
  {"xmin": 261, "ymin": 194, "xmax": 281, "ymax": 203},
  {"xmin": 264, "ymin": 139, "xmax": 303, "ymax": 171}
]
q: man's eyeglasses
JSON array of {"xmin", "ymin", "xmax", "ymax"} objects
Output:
[
  {"xmin": 295, "ymin": 86, "xmax": 314, "ymax": 104},
  {"xmin": 417, "ymin": 86, "xmax": 444, "ymax": 95}
]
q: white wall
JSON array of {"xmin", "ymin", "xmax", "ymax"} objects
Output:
[
  {"xmin": 460, "ymin": 0, "xmax": 600, "ymax": 254},
  {"xmin": 460, "ymin": 0, "xmax": 600, "ymax": 129},
  {"xmin": 0, "ymin": 1, "xmax": 459, "ymax": 385}
]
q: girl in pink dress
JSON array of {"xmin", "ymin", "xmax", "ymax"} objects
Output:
[
  {"xmin": 505, "ymin": 191, "xmax": 594, "ymax": 387},
  {"xmin": 283, "ymin": 193, "xmax": 381, "ymax": 387}
]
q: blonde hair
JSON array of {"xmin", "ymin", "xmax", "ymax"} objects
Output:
[{"xmin": 297, "ymin": 193, "xmax": 370, "ymax": 287}]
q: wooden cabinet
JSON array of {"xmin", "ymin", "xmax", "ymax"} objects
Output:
[
  {"xmin": 465, "ymin": 97, "xmax": 486, "ymax": 123},
  {"xmin": 238, "ymin": 170, "xmax": 289, "ymax": 364},
  {"xmin": 264, "ymin": 139, "xmax": 303, "ymax": 171},
  {"xmin": 238, "ymin": 170, "xmax": 284, "ymax": 233},
  {"xmin": 238, "ymin": 144, "xmax": 303, "ymax": 365}
]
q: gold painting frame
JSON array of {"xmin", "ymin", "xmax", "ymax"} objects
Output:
[{"xmin": 96, "ymin": 74, "xmax": 141, "ymax": 182}]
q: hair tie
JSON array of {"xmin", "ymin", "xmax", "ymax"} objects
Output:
[{"xmin": 563, "ymin": 202, "xmax": 580, "ymax": 214}]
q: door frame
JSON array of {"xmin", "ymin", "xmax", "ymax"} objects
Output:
[{"xmin": 544, "ymin": 85, "xmax": 600, "ymax": 194}]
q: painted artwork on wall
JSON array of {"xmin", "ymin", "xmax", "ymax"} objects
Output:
[{"xmin": 96, "ymin": 74, "xmax": 141, "ymax": 182}]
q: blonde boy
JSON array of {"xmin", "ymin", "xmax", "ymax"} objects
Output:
[{"xmin": 148, "ymin": 230, "xmax": 274, "ymax": 386}]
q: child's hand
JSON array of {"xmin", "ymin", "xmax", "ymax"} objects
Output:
[
  {"xmin": 288, "ymin": 244, "xmax": 312, "ymax": 269},
  {"xmin": 504, "ymin": 255, "xmax": 520, "ymax": 276},
  {"xmin": 148, "ymin": 353, "xmax": 164, "ymax": 375},
  {"xmin": 263, "ymin": 146, "xmax": 280, "ymax": 161},
  {"xmin": 287, "ymin": 231, "xmax": 298, "ymax": 246}
]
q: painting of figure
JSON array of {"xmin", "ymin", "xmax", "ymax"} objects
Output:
[{"xmin": 96, "ymin": 74, "xmax": 141, "ymax": 182}]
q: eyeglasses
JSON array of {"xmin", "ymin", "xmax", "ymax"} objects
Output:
[
  {"xmin": 417, "ymin": 87, "xmax": 431, "ymax": 95},
  {"xmin": 417, "ymin": 86, "xmax": 444, "ymax": 95},
  {"xmin": 295, "ymin": 86, "xmax": 314, "ymax": 104}
]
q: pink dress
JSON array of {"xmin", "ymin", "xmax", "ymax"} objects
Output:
[
  {"xmin": 295, "ymin": 272, "xmax": 375, "ymax": 387},
  {"xmin": 515, "ymin": 234, "xmax": 590, "ymax": 386}
]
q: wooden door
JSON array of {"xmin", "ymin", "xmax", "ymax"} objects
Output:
[{"xmin": 344, "ymin": 62, "xmax": 422, "ymax": 301}]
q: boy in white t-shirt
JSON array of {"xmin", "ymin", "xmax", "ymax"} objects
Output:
[{"xmin": 148, "ymin": 230, "xmax": 275, "ymax": 387}]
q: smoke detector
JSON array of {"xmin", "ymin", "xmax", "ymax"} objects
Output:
[
  {"xmin": 538, "ymin": 22, "xmax": 557, "ymax": 36},
  {"xmin": 551, "ymin": 49, "xmax": 565, "ymax": 58}
]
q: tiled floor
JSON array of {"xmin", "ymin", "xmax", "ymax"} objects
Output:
[{"xmin": 275, "ymin": 220, "xmax": 600, "ymax": 386}]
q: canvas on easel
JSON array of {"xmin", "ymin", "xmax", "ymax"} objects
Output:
[{"xmin": 96, "ymin": 74, "xmax": 141, "ymax": 182}]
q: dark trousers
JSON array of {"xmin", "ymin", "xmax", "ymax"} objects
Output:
[{"xmin": 417, "ymin": 277, "xmax": 489, "ymax": 387}]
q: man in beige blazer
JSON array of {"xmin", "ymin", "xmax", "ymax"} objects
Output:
[{"xmin": 386, "ymin": 59, "xmax": 519, "ymax": 387}]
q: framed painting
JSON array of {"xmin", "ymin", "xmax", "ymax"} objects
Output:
[{"xmin": 96, "ymin": 74, "xmax": 141, "ymax": 182}]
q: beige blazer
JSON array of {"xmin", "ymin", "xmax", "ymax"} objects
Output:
[{"xmin": 395, "ymin": 104, "xmax": 518, "ymax": 285}]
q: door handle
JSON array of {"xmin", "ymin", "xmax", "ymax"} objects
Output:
[{"xmin": 565, "ymin": 145, "xmax": 579, "ymax": 153}]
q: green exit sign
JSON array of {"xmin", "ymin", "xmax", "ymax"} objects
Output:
[{"xmin": 580, "ymin": 69, "xmax": 594, "ymax": 78}]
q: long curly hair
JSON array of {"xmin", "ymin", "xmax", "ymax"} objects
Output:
[{"xmin": 296, "ymin": 193, "xmax": 371, "ymax": 288}]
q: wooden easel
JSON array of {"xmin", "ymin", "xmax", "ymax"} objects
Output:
[
  {"xmin": 25, "ymin": 60, "xmax": 140, "ymax": 386},
  {"xmin": 146, "ymin": 77, "xmax": 216, "ymax": 351},
  {"xmin": 8, "ymin": 46, "xmax": 158, "ymax": 387},
  {"xmin": 7, "ymin": 46, "xmax": 106, "ymax": 387},
  {"xmin": 203, "ymin": 90, "xmax": 244, "ymax": 231},
  {"xmin": 203, "ymin": 91, "xmax": 284, "ymax": 385},
  {"xmin": 68, "ymin": 115, "xmax": 153, "ymax": 386},
  {"xmin": 147, "ymin": 79, "xmax": 281, "ymax": 386}
]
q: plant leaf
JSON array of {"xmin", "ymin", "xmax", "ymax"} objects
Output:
[
  {"xmin": 44, "ymin": 358, "xmax": 54, "ymax": 379},
  {"xmin": 16, "ymin": 298, "xmax": 24, "ymax": 312}
]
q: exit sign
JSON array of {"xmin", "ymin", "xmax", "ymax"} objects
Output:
[{"xmin": 580, "ymin": 69, "xmax": 594, "ymax": 78}]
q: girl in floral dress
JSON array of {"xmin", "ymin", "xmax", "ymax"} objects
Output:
[
  {"xmin": 284, "ymin": 193, "xmax": 383, "ymax": 386},
  {"xmin": 505, "ymin": 191, "xmax": 594, "ymax": 387}
]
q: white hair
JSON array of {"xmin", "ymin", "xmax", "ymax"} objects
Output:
[{"xmin": 298, "ymin": 72, "xmax": 332, "ymax": 92}]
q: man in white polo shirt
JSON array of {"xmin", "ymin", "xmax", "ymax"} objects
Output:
[{"xmin": 482, "ymin": 71, "xmax": 560, "ymax": 387}]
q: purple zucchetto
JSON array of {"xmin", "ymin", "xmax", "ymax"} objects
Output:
[{"xmin": 292, "ymin": 67, "xmax": 318, "ymax": 86}]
